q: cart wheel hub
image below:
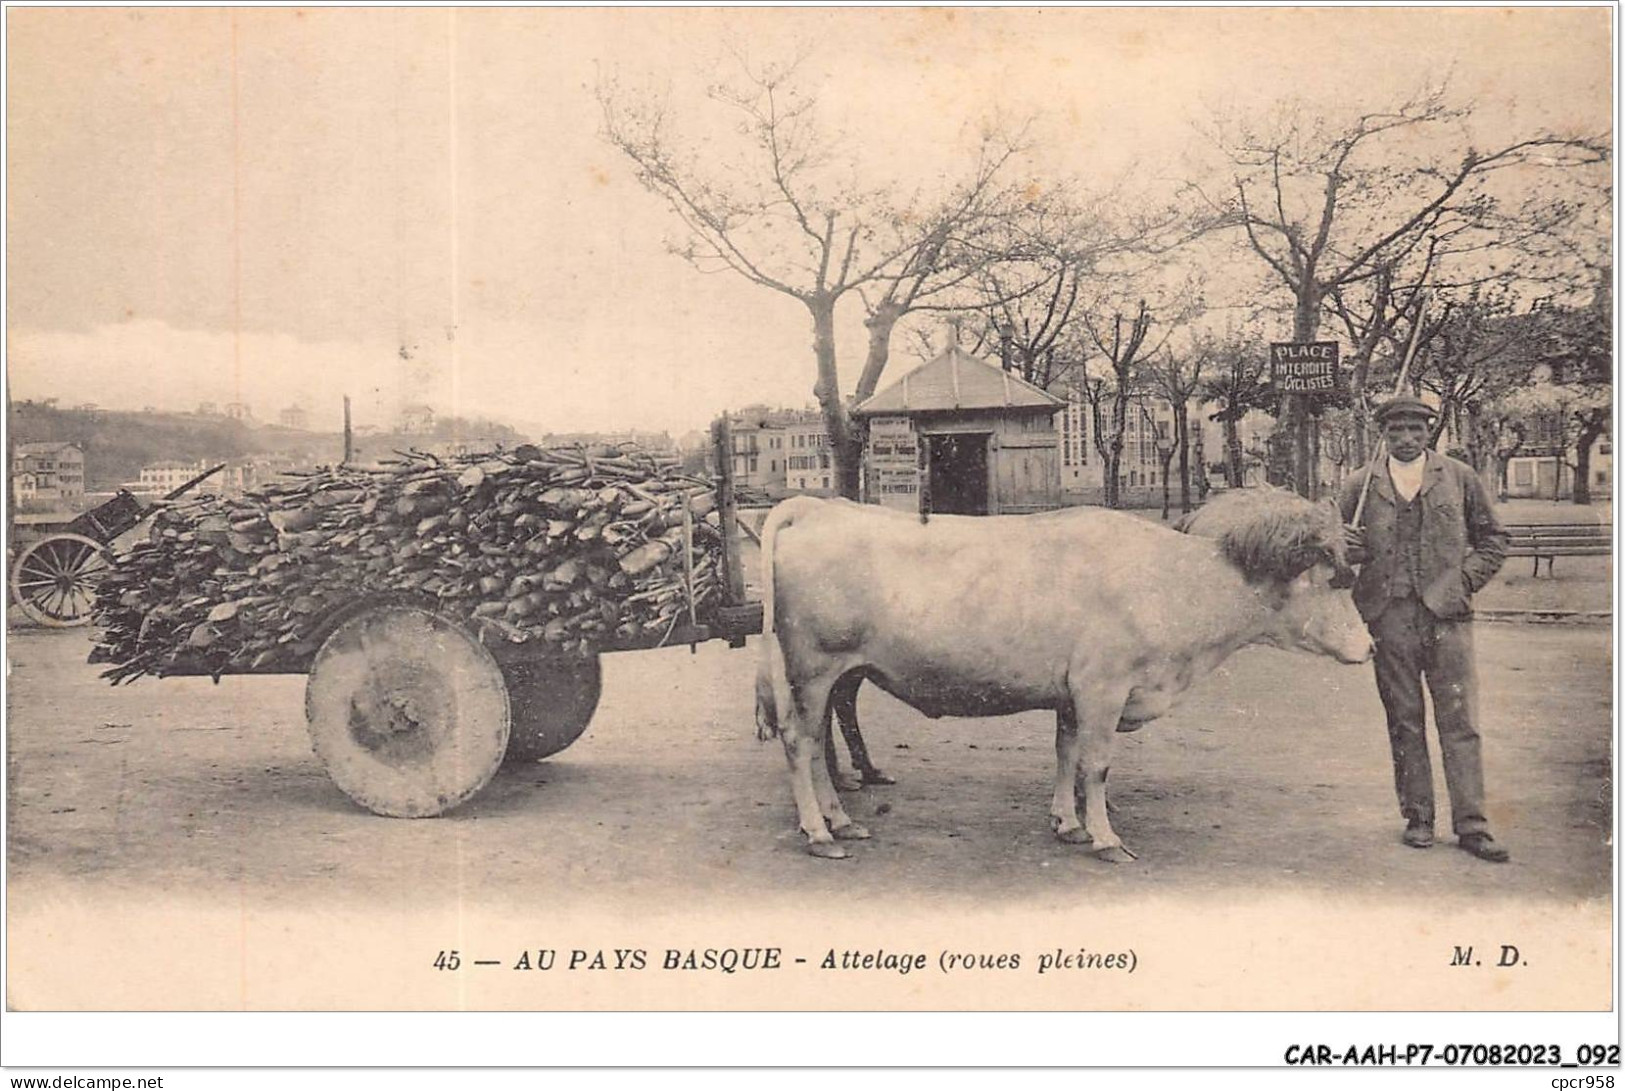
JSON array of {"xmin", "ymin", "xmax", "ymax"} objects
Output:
[{"xmin": 346, "ymin": 690, "xmax": 435, "ymax": 764}]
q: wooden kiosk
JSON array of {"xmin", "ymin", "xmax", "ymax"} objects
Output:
[{"xmin": 853, "ymin": 345, "xmax": 1064, "ymax": 516}]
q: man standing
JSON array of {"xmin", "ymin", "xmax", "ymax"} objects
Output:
[{"xmin": 1340, "ymin": 395, "xmax": 1511, "ymax": 862}]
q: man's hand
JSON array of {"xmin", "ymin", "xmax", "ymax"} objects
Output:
[{"xmin": 1343, "ymin": 523, "xmax": 1369, "ymax": 565}]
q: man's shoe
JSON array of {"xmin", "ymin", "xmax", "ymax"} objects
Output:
[
  {"xmin": 1458, "ymin": 833, "xmax": 1510, "ymax": 863},
  {"xmin": 1402, "ymin": 822, "xmax": 1435, "ymax": 849}
]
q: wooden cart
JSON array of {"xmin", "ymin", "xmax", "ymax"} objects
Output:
[
  {"xmin": 160, "ymin": 424, "xmax": 764, "ymax": 818},
  {"xmin": 11, "ymin": 466, "xmax": 224, "ymax": 627}
]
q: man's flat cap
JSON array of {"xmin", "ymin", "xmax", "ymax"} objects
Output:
[{"xmin": 1374, "ymin": 394, "xmax": 1438, "ymax": 423}]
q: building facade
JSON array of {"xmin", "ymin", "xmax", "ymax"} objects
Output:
[
  {"xmin": 1502, "ymin": 415, "xmax": 1612, "ymax": 500},
  {"xmin": 1056, "ymin": 391, "xmax": 1284, "ymax": 505},
  {"xmin": 726, "ymin": 405, "xmax": 831, "ymax": 496},
  {"xmin": 784, "ymin": 413, "xmax": 836, "ymax": 493},
  {"xmin": 399, "ymin": 404, "xmax": 436, "ymax": 434},
  {"xmin": 136, "ymin": 457, "xmax": 292, "ymax": 499},
  {"xmin": 12, "ymin": 442, "xmax": 86, "ymax": 501}
]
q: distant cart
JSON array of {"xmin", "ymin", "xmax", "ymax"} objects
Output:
[
  {"xmin": 116, "ymin": 428, "xmax": 765, "ymax": 819},
  {"xmin": 11, "ymin": 466, "xmax": 223, "ymax": 627}
]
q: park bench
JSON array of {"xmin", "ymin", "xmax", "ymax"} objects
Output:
[{"xmin": 1504, "ymin": 522, "xmax": 1612, "ymax": 577}]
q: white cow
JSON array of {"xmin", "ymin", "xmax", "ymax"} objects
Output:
[{"xmin": 755, "ymin": 490, "xmax": 1372, "ymax": 861}]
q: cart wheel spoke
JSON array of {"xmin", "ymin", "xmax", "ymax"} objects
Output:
[
  {"xmin": 35, "ymin": 543, "xmax": 66, "ymax": 579},
  {"xmin": 50, "ymin": 540, "xmax": 83, "ymax": 577},
  {"xmin": 67, "ymin": 585, "xmax": 94, "ymax": 617},
  {"xmin": 16, "ymin": 560, "xmax": 53, "ymax": 585}
]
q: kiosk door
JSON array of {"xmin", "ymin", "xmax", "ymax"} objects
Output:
[{"xmin": 926, "ymin": 433, "xmax": 990, "ymax": 515}]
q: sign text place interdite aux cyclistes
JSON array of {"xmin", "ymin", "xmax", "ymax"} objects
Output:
[{"xmin": 1270, "ymin": 341, "xmax": 1340, "ymax": 393}]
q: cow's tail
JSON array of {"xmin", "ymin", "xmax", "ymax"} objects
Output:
[{"xmin": 754, "ymin": 500, "xmax": 800, "ymax": 742}]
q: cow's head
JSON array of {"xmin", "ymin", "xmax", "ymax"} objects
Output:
[
  {"xmin": 1180, "ymin": 488, "xmax": 1371, "ymax": 664},
  {"xmin": 1273, "ymin": 560, "xmax": 1373, "ymax": 663}
]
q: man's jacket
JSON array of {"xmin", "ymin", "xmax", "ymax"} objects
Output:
[{"xmin": 1337, "ymin": 450, "xmax": 1509, "ymax": 622}]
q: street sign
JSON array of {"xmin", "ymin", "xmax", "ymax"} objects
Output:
[{"xmin": 1270, "ymin": 342, "xmax": 1340, "ymax": 392}]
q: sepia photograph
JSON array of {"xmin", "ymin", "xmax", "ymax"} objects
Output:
[{"xmin": 3, "ymin": 3, "xmax": 1616, "ymax": 1069}]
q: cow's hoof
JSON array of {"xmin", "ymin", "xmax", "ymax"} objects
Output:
[
  {"xmin": 806, "ymin": 840, "xmax": 851, "ymax": 860},
  {"xmin": 1093, "ymin": 845, "xmax": 1138, "ymax": 864},
  {"xmin": 1055, "ymin": 825, "xmax": 1093, "ymax": 845},
  {"xmin": 861, "ymin": 769, "xmax": 897, "ymax": 786},
  {"xmin": 832, "ymin": 822, "xmax": 871, "ymax": 841},
  {"xmin": 831, "ymin": 772, "xmax": 863, "ymax": 792}
]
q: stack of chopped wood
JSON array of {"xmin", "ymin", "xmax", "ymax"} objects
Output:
[{"xmin": 91, "ymin": 444, "xmax": 725, "ymax": 683}]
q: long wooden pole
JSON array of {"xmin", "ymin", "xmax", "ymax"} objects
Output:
[
  {"xmin": 343, "ymin": 396, "xmax": 354, "ymax": 466},
  {"xmin": 712, "ymin": 415, "xmax": 746, "ymax": 608},
  {"xmin": 1350, "ymin": 296, "xmax": 1429, "ymax": 527}
]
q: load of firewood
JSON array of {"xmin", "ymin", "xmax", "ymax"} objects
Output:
[{"xmin": 91, "ymin": 443, "xmax": 725, "ymax": 683}]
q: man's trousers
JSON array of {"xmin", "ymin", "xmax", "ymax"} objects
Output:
[{"xmin": 1369, "ymin": 595, "xmax": 1489, "ymax": 837}]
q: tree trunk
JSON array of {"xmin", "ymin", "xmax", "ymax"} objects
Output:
[
  {"xmin": 1108, "ymin": 391, "xmax": 1131, "ymax": 509},
  {"xmin": 1176, "ymin": 403, "xmax": 1192, "ymax": 514},
  {"xmin": 1351, "ymin": 356, "xmax": 1372, "ymax": 465},
  {"xmin": 1288, "ymin": 286, "xmax": 1322, "ymax": 497},
  {"xmin": 1307, "ymin": 416, "xmax": 1322, "ymax": 500},
  {"xmin": 1224, "ymin": 416, "xmax": 1244, "ymax": 487},
  {"xmin": 1193, "ymin": 420, "xmax": 1210, "ymax": 501},
  {"xmin": 808, "ymin": 296, "xmax": 860, "ymax": 501},
  {"xmin": 1572, "ymin": 411, "xmax": 1605, "ymax": 506},
  {"xmin": 1159, "ymin": 448, "xmax": 1175, "ymax": 520},
  {"xmin": 1465, "ymin": 403, "xmax": 1498, "ymax": 497},
  {"xmin": 856, "ymin": 301, "xmax": 904, "ymax": 402}
]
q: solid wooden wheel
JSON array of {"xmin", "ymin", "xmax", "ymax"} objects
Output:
[
  {"xmin": 11, "ymin": 533, "xmax": 109, "ymax": 627},
  {"xmin": 305, "ymin": 604, "xmax": 510, "ymax": 817},
  {"xmin": 501, "ymin": 654, "xmax": 602, "ymax": 763}
]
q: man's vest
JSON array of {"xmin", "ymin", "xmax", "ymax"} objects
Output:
[{"xmin": 1390, "ymin": 490, "xmax": 1425, "ymax": 600}]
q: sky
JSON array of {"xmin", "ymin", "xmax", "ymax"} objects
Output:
[{"xmin": 5, "ymin": 7, "xmax": 1613, "ymax": 435}]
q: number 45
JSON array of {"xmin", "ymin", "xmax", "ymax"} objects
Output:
[{"xmin": 434, "ymin": 950, "xmax": 461, "ymax": 971}]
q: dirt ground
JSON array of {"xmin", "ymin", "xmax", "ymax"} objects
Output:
[{"xmin": 6, "ymin": 616, "xmax": 1612, "ymax": 914}]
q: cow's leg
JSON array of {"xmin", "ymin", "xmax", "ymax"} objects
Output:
[
  {"xmin": 829, "ymin": 672, "xmax": 895, "ymax": 789},
  {"xmin": 780, "ymin": 671, "xmax": 859, "ymax": 858},
  {"xmin": 810, "ymin": 726, "xmax": 869, "ymax": 843},
  {"xmin": 1050, "ymin": 702, "xmax": 1090, "ymax": 843},
  {"xmin": 837, "ymin": 675, "xmax": 896, "ymax": 786},
  {"xmin": 823, "ymin": 702, "xmax": 862, "ymax": 792},
  {"xmin": 1074, "ymin": 690, "xmax": 1136, "ymax": 863}
]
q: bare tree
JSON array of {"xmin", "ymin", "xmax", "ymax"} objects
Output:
[
  {"xmin": 1196, "ymin": 86, "xmax": 1608, "ymax": 495},
  {"xmin": 1136, "ymin": 402, "xmax": 1178, "ymax": 520},
  {"xmin": 851, "ymin": 130, "xmax": 1038, "ymax": 403},
  {"xmin": 1146, "ymin": 343, "xmax": 1211, "ymax": 516},
  {"xmin": 972, "ymin": 247, "xmax": 1084, "ymax": 388},
  {"xmin": 1412, "ymin": 289, "xmax": 1541, "ymax": 473},
  {"xmin": 1077, "ymin": 300, "xmax": 1168, "ymax": 509},
  {"xmin": 1319, "ymin": 408, "xmax": 1360, "ymax": 488},
  {"xmin": 964, "ymin": 188, "xmax": 1191, "ymax": 390},
  {"xmin": 1517, "ymin": 289, "xmax": 1613, "ymax": 505},
  {"xmin": 598, "ymin": 54, "xmax": 1024, "ymax": 498},
  {"xmin": 1201, "ymin": 331, "xmax": 1277, "ymax": 488}
]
